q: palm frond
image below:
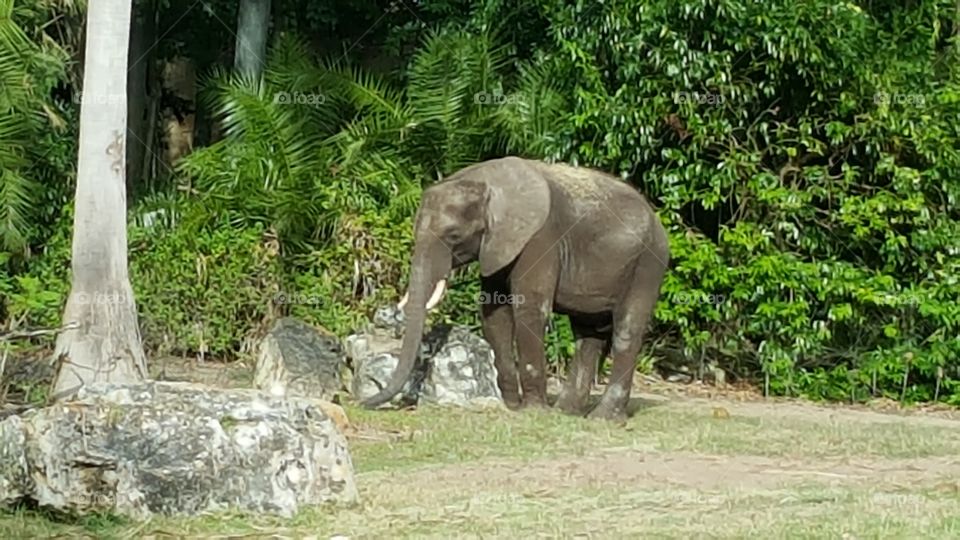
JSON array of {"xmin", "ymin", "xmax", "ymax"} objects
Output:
[
  {"xmin": 495, "ymin": 58, "xmax": 569, "ymax": 156},
  {"xmin": 176, "ymin": 27, "xmax": 540, "ymax": 254},
  {"xmin": 0, "ymin": 169, "xmax": 36, "ymax": 251},
  {"xmin": 0, "ymin": 0, "xmax": 48, "ymax": 254}
]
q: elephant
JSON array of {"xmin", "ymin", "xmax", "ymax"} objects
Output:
[{"xmin": 361, "ymin": 156, "xmax": 670, "ymax": 420}]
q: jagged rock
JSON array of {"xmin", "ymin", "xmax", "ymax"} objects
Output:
[
  {"xmin": 420, "ymin": 326, "xmax": 503, "ymax": 408},
  {"xmin": 254, "ymin": 317, "xmax": 345, "ymax": 400},
  {"xmin": 0, "ymin": 382, "xmax": 358, "ymax": 518},
  {"xmin": 0, "ymin": 416, "xmax": 28, "ymax": 505},
  {"xmin": 343, "ymin": 304, "xmax": 424, "ymax": 405},
  {"xmin": 371, "ymin": 305, "xmax": 405, "ymax": 338},
  {"xmin": 345, "ymin": 305, "xmax": 502, "ymax": 408},
  {"xmin": 344, "ymin": 332, "xmax": 427, "ymax": 406}
]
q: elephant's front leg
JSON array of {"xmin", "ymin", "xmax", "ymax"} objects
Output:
[
  {"xmin": 512, "ymin": 295, "xmax": 551, "ymax": 408},
  {"xmin": 480, "ymin": 291, "xmax": 521, "ymax": 409}
]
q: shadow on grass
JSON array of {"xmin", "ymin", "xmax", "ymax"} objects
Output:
[{"xmin": 543, "ymin": 391, "xmax": 666, "ymax": 419}]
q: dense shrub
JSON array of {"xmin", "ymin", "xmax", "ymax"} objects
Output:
[
  {"xmin": 2, "ymin": 204, "xmax": 285, "ymax": 359},
  {"xmin": 281, "ymin": 212, "xmax": 416, "ymax": 336},
  {"xmin": 526, "ymin": 0, "xmax": 960, "ymax": 402},
  {"xmin": 128, "ymin": 217, "xmax": 284, "ymax": 358}
]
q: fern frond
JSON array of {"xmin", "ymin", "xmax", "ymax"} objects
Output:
[
  {"xmin": 0, "ymin": 169, "xmax": 36, "ymax": 251},
  {"xmin": 0, "ymin": 0, "xmax": 47, "ymax": 253}
]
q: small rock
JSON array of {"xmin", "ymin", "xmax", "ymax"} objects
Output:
[
  {"xmin": 371, "ymin": 305, "xmax": 405, "ymax": 338},
  {"xmin": 315, "ymin": 400, "xmax": 352, "ymax": 434},
  {"xmin": 350, "ymin": 353, "xmax": 426, "ymax": 406},
  {"xmin": 344, "ymin": 307, "xmax": 502, "ymax": 408},
  {"xmin": 709, "ymin": 365, "xmax": 727, "ymax": 388},
  {"xmin": 254, "ymin": 317, "xmax": 345, "ymax": 400},
  {"xmin": 420, "ymin": 326, "xmax": 502, "ymax": 407}
]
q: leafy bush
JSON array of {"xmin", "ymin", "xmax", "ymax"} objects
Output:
[
  {"xmin": 527, "ymin": 0, "xmax": 960, "ymax": 402},
  {"xmin": 0, "ymin": 211, "xmax": 72, "ymax": 330},
  {"xmin": 2, "ymin": 202, "xmax": 285, "ymax": 360},
  {"xmin": 128, "ymin": 214, "xmax": 284, "ymax": 358},
  {"xmin": 166, "ymin": 27, "xmax": 569, "ymax": 351},
  {"xmin": 280, "ymin": 211, "xmax": 416, "ymax": 337},
  {"xmin": 0, "ymin": 0, "xmax": 76, "ymax": 260}
]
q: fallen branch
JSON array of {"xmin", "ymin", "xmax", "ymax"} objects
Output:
[{"xmin": 0, "ymin": 322, "xmax": 80, "ymax": 342}]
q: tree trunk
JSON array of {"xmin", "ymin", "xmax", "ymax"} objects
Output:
[
  {"xmin": 53, "ymin": 0, "xmax": 147, "ymax": 399},
  {"xmin": 125, "ymin": 0, "xmax": 156, "ymax": 201},
  {"xmin": 234, "ymin": 0, "xmax": 271, "ymax": 78}
]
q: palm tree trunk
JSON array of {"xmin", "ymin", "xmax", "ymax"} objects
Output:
[{"xmin": 52, "ymin": 0, "xmax": 147, "ymax": 399}]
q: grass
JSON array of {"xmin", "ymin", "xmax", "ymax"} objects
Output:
[{"xmin": 3, "ymin": 397, "xmax": 960, "ymax": 538}]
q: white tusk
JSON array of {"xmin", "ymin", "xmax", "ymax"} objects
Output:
[
  {"xmin": 425, "ymin": 279, "xmax": 447, "ymax": 311},
  {"xmin": 398, "ymin": 292, "xmax": 409, "ymax": 311}
]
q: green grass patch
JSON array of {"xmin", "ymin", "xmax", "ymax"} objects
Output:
[{"xmin": 3, "ymin": 400, "xmax": 960, "ymax": 538}]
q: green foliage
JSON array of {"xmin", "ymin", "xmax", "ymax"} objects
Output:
[
  {"xmin": 4, "ymin": 0, "xmax": 960, "ymax": 409},
  {"xmin": 0, "ymin": 211, "xmax": 71, "ymax": 329},
  {"xmin": 128, "ymin": 214, "xmax": 284, "ymax": 358},
  {"xmin": 0, "ymin": 0, "xmax": 73, "ymax": 258},
  {"xmin": 281, "ymin": 212, "xmax": 416, "ymax": 337},
  {"xmin": 2, "ymin": 199, "xmax": 283, "ymax": 359},
  {"xmin": 529, "ymin": 0, "xmax": 960, "ymax": 402},
  {"xmin": 168, "ymin": 28, "xmax": 569, "ymax": 348}
]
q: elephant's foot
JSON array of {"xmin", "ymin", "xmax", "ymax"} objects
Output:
[
  {"xmin": 503, "ymin": 398, "xmax": 524, "ymax": 411},
  {"xmin": 586, "ymin": 401, "xmax": 629, "ymax": 423},
  {"xmin": 501, "ymin": 391, "xmax": 523, "ymax": 411},
  {"xmin": 554, "ymin": 390, "xmax": 588, "ymax": 416},
  {"xmin": 518, "ymin": 393, "xmax": 549, "ymax": 410}
]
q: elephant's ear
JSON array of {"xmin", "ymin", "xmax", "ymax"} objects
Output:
[{"xmin": 479, "ymin": 161, "xmax": 551, "ymax": 276}]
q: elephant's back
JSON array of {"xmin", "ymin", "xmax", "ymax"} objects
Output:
[
  {"xmin": 532, "ymin": 161, "xmax": 650, "ymax": 203},
  {"xmin": 457, "ymin": 156, "xmax": 662, "ymax": 241},
  {"xmin": 532, "ymin": 161, "xmax": 658, "ymax": 235}
]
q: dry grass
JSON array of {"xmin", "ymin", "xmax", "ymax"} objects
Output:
[{"xmin": 3, "ymin": 393, "xmax": 960, "ymax": 538}]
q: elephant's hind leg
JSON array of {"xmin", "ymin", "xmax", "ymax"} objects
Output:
[
  {"xmin": 588, "ymin": 257, "xmax": 667, "ymax": 421},
  {"xmin": 555, "ymin": 322, "xmax": 610, "ymax": 416}
]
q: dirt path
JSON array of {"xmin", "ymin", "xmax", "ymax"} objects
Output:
[
  {"xmin": 362, "ymin": 446, "xmax": 960, "ymax": 502},
  {"xmin": 659, "ymin": 392, "xmax": 960, "ymax": 428}
]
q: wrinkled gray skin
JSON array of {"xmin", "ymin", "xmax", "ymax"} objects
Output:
[{"xmin": 361, "ymin": 156, "xmax": 670, "ymax": 420}]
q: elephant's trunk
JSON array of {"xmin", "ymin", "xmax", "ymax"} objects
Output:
[{"xmin": 361, "ymin": 239, "xmax": 451, "ymax": 408}]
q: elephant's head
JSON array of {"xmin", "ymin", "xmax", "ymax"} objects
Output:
[{"xmin": 361, "ymin": 159, "xmax": 551, "ymax": 408}]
